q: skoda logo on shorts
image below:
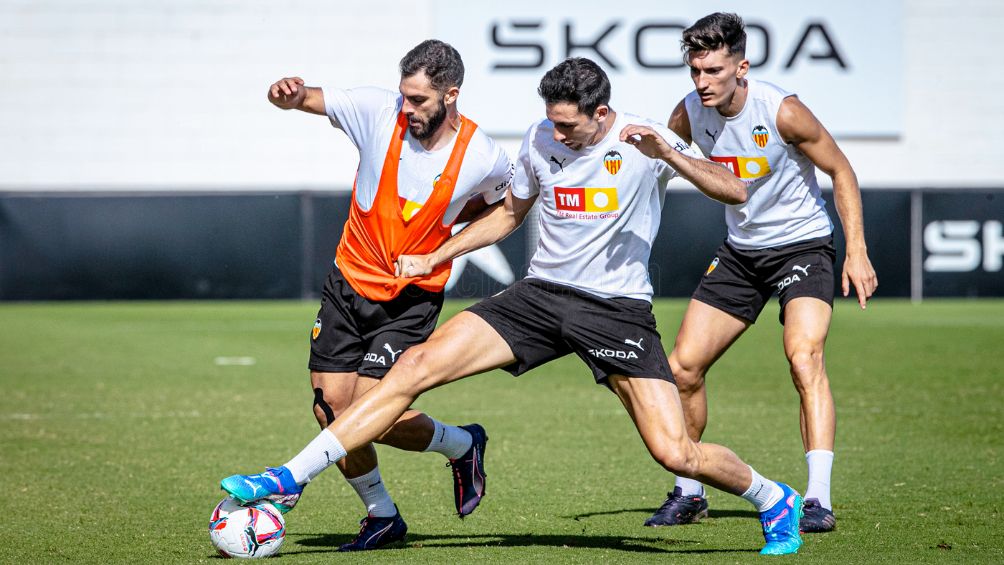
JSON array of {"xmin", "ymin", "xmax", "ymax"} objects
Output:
[{"xmin": 312, "ymin": 318, "xmax": 322, "ymax": 340}]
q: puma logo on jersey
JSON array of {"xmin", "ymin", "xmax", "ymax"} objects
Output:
[
  {"xmin": 624, "ymin": 337, "xmax": 645, "ymax": 351},
  {"xmin": 549, "ymin": 156, "xmax": 566, "ymax": 171},
  {"xmin": 705, "ymin": 128, "xmax": 718, "ymax": 142},
  {"xmin": 383, "ymin": 343, "xmax": 403, "ymax": 362},
  {"xmin": 792, "ymin": 264, "xmax": 811, "ymax": 277}
]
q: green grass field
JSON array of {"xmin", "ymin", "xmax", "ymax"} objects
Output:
[{"xmin": 2, "ymin": 299, "xmax": 1002, "ymax": 563}]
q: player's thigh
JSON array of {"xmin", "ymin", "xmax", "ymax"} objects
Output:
[
  {"xmin": 672, "ymin": 299, "xmax": 749, "ymax": 372},
  {"xmin": 387, "ymin": 311, "xmax": 517, "ymax": 391},
  {"xmin": 781, "ymin": 296, "xmax": 832, "ymax": 360},
  {"xmin": 608, "ymin": 375, "xmax": 691, "ymax": 459}
]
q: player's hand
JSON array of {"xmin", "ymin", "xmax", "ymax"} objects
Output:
[
  {"xmin": 842, "ymin": 252, "xmax": 878, "ymax": 309},
  {"xmin": 395, "ymin": 254, "xmax": 435, "ymax": 278},
  {"xmin": 268, "ymin": 77, "xmax": 306, "ymax": 110},
  {"xmin": 619, "ymin": 125, "xmax": 672, "ymax": 159}
]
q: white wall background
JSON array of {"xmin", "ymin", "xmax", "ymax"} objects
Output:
[{"xmin": 0, "ymin": 0, "xmax": 1001, "ymax": 190}]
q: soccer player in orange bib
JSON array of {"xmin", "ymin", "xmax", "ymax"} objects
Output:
[{"xmin": 242, "ymin": 40, "xmax": 513, "ymax": 551}]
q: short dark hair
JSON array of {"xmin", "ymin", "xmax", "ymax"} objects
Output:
[
  {"xmin": 399, "ymin": 39, "xmax": 465, "ymax": 92},
  {"xmin": 682, "ymin": 12, "xmax": 746, "ymax": 58},
  {"xmin": 537, "ymin": 57, "xmax": 611, "ymax": 116}
]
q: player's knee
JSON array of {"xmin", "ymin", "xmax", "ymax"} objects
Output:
[
  {"xmin": 787, "ymin": 346, "xmax": 825, "ymax": 386},
  {"xmin": 312, "ymin": 386, "xmax": 348, "ymax": 427},
  {"xmin": 385, "ymin": 346, "xmax": 439, "ymax": 395},
  {"xmin": 650, "ymin": 438, "xmax": 700, "ymax": 477},
  {"xmin": 668, "ymin": 349, "xmax": 704, "ymax": 393}
]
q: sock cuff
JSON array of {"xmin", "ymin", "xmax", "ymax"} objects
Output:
[
  {"xmin": 344, "ymin": 467, "xmax": 381, "ymax": 488},
  {"xmin": 806, "ymin": 449, "xmax": 834, "ymax": 460}
]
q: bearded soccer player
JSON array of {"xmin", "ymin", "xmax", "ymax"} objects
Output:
[
  {"xmin": 253, "ymin": 39, "xmax": 513, "ymax": 550},
  {"xmin": 642, "ymin": 13, "xmax": 877, "ymax": 533},
  {"xmin": 223, "ymin": 57, "xmax": 805, "ymax": 555}
]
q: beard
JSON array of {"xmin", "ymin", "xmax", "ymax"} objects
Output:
[{"xmin": 409, "ymin": 99, "xmax": 448, "ymax": 140}]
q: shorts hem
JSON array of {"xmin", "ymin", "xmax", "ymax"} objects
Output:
[
  {"xmin": 308, "ymin": 361, "xmax": 361, "ymax": 374},
  {"xmin": 691, "ymin": 295, "xmax": 758, "ymax": 324}
]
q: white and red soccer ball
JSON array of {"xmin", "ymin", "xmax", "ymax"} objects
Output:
[{"xmin": 209, "ymin": 497, "xmax": 285, "ymax": 559}]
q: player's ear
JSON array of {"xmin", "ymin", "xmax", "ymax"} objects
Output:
[
  {"xmin": 594, "ymin": 104, "xmax": 610, "ymax": 122},
  {"xmin": 736, "ymin": 57, "xmax": 750, "ymax": 80},
  {"xmin": 444, "ymin": 86, "xmax": 460, "ymax": 106}
]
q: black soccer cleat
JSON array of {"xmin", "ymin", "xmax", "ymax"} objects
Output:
[
  {"xmin": 449, "ymin": 423, "xmax": 488, "ymax": 518},
  {"xmin": 644, "ymin": 487, "xmax": 709, "ymax": 527},
  {"xmin": 337, "ymin": 508, "xmax": 408, "ymax": 551},
  {"xmin": 799, "ymin": 498, "xmax": 836, "ymax": 533}
]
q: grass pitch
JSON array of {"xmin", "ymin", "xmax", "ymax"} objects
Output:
[{"xmin": 1, "ymin": 299, "xmax": 1002, "ymax": 563}]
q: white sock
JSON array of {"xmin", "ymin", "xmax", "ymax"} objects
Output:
[
  {"xmin": 741, "ymin": 466, "xmax": 784, "ymax": 512},
  {"xmin": 345, "ymin": 467, "xmax": 397, "ymax": 518},
  {"xmin": 805, "ymin": 449, "xmax": 834, "ymax": 509},
  {"xmin": 283, "ymin": 429, "xmax": 347, "ymax": 485},
  {"xmin": 674, "ymin": 475, "xmax": 706, "ymax": 497},
  {"xmin": 423, "ymin": 419, "xmax": 472, "ymax": 460}
]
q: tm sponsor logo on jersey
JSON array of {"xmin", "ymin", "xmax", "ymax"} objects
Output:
[
  {"xmin": 710, "ymin": 155, "xmax": 772, "ymax": 183},
  {"xmin": 553, "ymin": 186, "xmax": 619, "ymax": 219}
]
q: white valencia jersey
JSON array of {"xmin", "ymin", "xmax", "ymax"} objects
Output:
[
  {"xmin": 513, "ymin": 112, "xmax": 700, "ymax": 301},
  {"xmin": 685, "ymin": 79, "xmax": 833, "ymax": 249},
  {"xmin": 323, "ymin": 86, "xmax": 514, "ymax": 225}
]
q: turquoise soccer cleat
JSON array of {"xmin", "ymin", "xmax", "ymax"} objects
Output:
[
  {"xmin": 759, "ymin": 482, "xmax": 804, "ymax": 555},
  {"xmin": 221, "ymin": 466, "xmax": 303, "ymax": 514}
]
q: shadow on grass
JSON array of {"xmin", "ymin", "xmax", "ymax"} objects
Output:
[
  {"xmin": 567, "ymin": 507, "xmax": 759, "ymax": 521},
  {"xmin": 283, "ymin": 531, "xmax": 757, "ymax": 556}
]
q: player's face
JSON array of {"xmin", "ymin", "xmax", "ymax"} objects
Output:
[
  {"xmin": 687, "ymin": 47, "xmax": 748, "ymax": 109},
  {"xmin": 399, "ymin": 71, "xmax": 452, "ymax": 140},
  {"xmin": 546, "ymin": 102, "xmax": 609, "ymax": 151}
]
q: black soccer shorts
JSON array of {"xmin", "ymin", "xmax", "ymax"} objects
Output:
[
  {"xmin": 692, "ymin": 235, "xmax": 836, "ymax": 324},
  {"xmin": 308, "ymin": 266, "xmax": 443, "ymax": 378},
  {"xmin": 466, "ymin": 278, "xmax": 674, "ymax": 386}
]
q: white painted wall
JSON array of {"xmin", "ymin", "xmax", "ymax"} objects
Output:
[{"xmin": 0, "ymin": 0, "xmax": 1001, "ymax": 190}]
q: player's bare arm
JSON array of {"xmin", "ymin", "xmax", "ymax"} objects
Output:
[
  {"xmin": 776, "ymin": 96, "xmax": 878, "ymax": 308},
  {"xmin": 620, "ymin": 124, "xmax": 746, "ymax": 205},
  {"xmin": 667, "ymin": 99, "xmax": 693, "ymax": 144},
  {"xmin": 454, "ymin": 194, "xmax": 502, "ymax": 224},
  {"xmin": 395, "ymin": 191, "xmax": 536, "ymax": 278},
  {"xmin": 268, "ymin": 77, "xmax": 326, "ymax": 115}
]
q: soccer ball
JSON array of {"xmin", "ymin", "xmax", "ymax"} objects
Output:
[{"xmin": 209, "ymin": 496, "xmax": 285, "ymax": 559}]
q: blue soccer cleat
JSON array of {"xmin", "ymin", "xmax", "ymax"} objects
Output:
[
  {"xmin": 221, "ymin": 466, "xmax": 303, "ymax": 514},
  {"xmin": 449, "ymin": 423, "xmax": 488, "ymax": 518},
  {"xmin": 759, "ymin": 482, "xmax": 804, "ymax": 555},
  {"xmin": 338, "ymin": 507, "xmax": 408, "ymax": 551}
]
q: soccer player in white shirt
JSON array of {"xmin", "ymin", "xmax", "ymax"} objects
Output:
[
  {"xmin": 642, "ymin": 13, "xmax": 878, "ymax": 533},
  {"xmin": 224, "ymin": 57, "xmax": 805, "ymax": 555}
]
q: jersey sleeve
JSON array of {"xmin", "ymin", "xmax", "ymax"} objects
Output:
[
  {"xmin": 322, "ymin": 86, "xmax": 399, "ymax": 149},
  {"xmin": 511, "ymin": 128, "xmax": 540, "ymax": 199},
  {"xmin": 475, "ymin": 142, "xmax": 515, "ymax": 205}
]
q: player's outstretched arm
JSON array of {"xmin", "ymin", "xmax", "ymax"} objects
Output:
[
  {"xmin": 267, "ymin": 77, "xmax": 326, "ymax": 115},
  {"xmin": 776, "ymin": 96, "xmax": 877, "ymax": 308},
  {"xmin": 620, "ymin": 125, "xmax": 746, "ymax": 205},
  {"xmin": 395, "ymin": 191, "xmax": 537, "ymax": 278}
]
